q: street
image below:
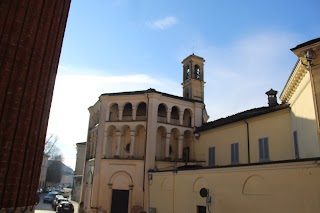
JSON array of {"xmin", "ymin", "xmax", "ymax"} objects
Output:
[{"xmin": 35, "ymin": 193, "xmax": 78, "ymax": 213}]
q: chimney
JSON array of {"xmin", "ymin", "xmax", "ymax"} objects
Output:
[{"xmin": 266, "ymin": 89, "xmax": 278, "ymax": 107}]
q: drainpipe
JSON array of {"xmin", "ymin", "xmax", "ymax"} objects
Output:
[{"xmin": 244, "ymin": 120, "xmax": 251, "ymax": 163}]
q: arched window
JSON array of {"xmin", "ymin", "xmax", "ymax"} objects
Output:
[
  {"xmin": 109, "ymin": 104, "xmax": 119, "ymax": 121},
  {"xmin": 156, "ymin": 127, "xmax": 166, "ymax": 160},
  {"xmin": 123, "ymin": 103, "xmax": 132, "ymax": 121},
  {"xmin": 170, "ymin": 106, "xmax": 179, "ymax": 125},
  {"xmin": 157, "ymin": 104, "xmax": 167, "ymax": 123},
  {"xmin": 186, "ymin": 65, "xmax": 190, "ymax": 79},
  {"xmin": 136, "ymin": 102, "xmax": 147, "ymax": 120},
  {"xmin": 194, "ymin": 64, "xmax": 200, "ymax": 79},
  {"xmin": 183, "ymin": 109, "xmax": 192, "ymax": 127}
]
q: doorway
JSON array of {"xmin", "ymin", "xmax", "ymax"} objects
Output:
[
  {"xmin": 111, "ymin": 189, "xmax": 129, "ymax": 213},
  {"xmin": 197, "ymin": 205, "xmax": 206, "ymax": 213}
]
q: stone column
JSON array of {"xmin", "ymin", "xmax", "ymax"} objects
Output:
[
  {"xmin": 167, "ymin": 108, "xmax": 171, "ymax": 123},
  {"xmin": 178, "ymin": 135, "xmax": 184, "ymax": 160},
  {"xmin": 0, "ymin": 0, "xmax": 71, "ymax": 211},
  {"xmin": 118, "ymin": 105, "xmax": 124, "ymax": 121},
  {"xmin": 165, "ymin": 133, "xmax": 171, "ymax": 160},
  {"xmin": 143, "ymin": 92, "xmax": 160, "ymax": 211},
  {"xmin": 102, "ymin": 131, "xmax": 107, "ymax": 158},
  {"xmin": 115, "ymin": 131, "xmax": 121, "ymax": 158},
  {"xmin": 132, "ymin": 106, "xmax": 137, "ymax": 120},
  {"xmin": 191, "ymin": 116, "xmax": 195, "ymax": 127},
  {"xmin": 129, "ymin": 131, "xmax": 135, "ymax": 158},
  {"xmin": 106, "ymin": 133, "xmax": 112, "ymax": 158},
  {"xmin": 179, "ymin": 111, "xmax": 184, "ymax": 126}
]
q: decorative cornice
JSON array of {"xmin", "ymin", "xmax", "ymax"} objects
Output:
[{"xmin": 280, "ymin": 60, "xmax": 308, "ymax": 102}]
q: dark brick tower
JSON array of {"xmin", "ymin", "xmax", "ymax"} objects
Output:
[{"xmin": 0, "ymin": 0, "xmax": 71, "ymax": 212}]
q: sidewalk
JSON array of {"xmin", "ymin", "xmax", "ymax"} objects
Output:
[{"xmin": 70, "ymin": 200, "xmax": 79, "ymax": 213}]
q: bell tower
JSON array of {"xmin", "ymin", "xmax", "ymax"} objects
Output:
[{"xmin": 182, "ymin": 54, "xmax": 205, "ymax": 102}]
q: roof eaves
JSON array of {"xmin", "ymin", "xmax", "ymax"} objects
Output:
[
  {"xmin": 196, "ymin": 104, "xmax": 290, "ymax": 132},
  {"xmin": 100, "ymin": 88, "xmax": 203, "ymax": 104},
  {"xmin": 290, "ymin": 37, "xmax": 320, "ymax": 51}
]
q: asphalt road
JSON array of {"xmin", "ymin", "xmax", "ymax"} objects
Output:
[{"xmin": 35, "ymin": 193, "xmax": 78, "ymax": 213}]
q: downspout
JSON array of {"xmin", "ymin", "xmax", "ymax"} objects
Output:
[{"xmin": 244, "ymin": 120, "xmax": 251, "ymax": 163}]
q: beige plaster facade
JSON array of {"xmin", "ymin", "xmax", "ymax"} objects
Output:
[
  {"xmin": 149, "ymin": 160, "xmax": 320, "ymax": 213},
  {"xmin": 80, "ymin": 38, "xmax": 320, "ymax": 213}
]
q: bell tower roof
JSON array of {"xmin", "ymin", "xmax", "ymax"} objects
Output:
[{"xmin": 181, "ymin": 54, "xmax": 205, "ymax": 64}]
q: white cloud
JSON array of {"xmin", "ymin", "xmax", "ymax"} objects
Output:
[
  {"xmin": 148, "ymin": 16, "xmax": 178, "ymax": 30},
  {"xmin": 47, "ymin": 70, "xmax": 180, "ymax": 168}
]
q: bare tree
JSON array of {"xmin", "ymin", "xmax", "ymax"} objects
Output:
[
  {"xmin": 45, "ymin": 134, "xmax": 61, "ymax": 159},
  {"xmin": 45, "ymin": 134, "xmax": 64, "ymax": 185}
]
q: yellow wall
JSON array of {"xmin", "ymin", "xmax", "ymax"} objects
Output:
[
  {"xmin": 195, "ymin": 108, "xmax": 293, "ymax": 166},
  {"xmin": 194, "ymin": 121, "xmax": 248, "ymax": 164},
  {"xmin": 289, "ymin": 71, "xmax": 320, "ymax": 157},
  {"xmin": 149, "ymin": 160, "xmax": 320, "ymax": 213},
  {"xmin": 249, "ymin": 109, "xmax": 293, "ymax": 162}
]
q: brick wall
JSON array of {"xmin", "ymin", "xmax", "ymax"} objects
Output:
[{"xmin": 0, "ymin": 0, "xmax": 71, "ymax": 210}]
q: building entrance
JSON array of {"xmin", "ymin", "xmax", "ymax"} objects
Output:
[{"xmin": 111, "ymin": 189, "xmax": 129, "ymax": 213}]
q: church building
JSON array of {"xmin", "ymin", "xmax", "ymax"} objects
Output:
[{"xmin": 81, "ymin": 54, "xmax": 209, "ymax": 213}]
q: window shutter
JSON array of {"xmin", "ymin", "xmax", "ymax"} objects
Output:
[
  {"xmin": 208, "ymin": 147, "xmax": 215, "ymax": 166},
  {"xmin": 264, "ymin": 138, "xmax": 269, "ymax": 160},
  {"xmin": 212, "ymin": 147, "xmax": 215, "ymax": 166},
  {"xmin": 231, "ymin": 144, "xmax": 234, "ymax": 163},
  {"xmin": 259, "ymin": 138, "xmax": 263, "ymax": 161},
  {"xmin": 235, "ymin": 143, "xmax": 239, "ymax": 163}
]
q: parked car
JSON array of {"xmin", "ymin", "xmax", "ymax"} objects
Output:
[
  {"xmin": 52, "ymin": 195, "xmax": 69, "ymax": 210},
  {"xmin": 56, "ymin": 201, "xmax": 74, "ymax": 213},
  {"xmin": 43, "ymin": 191, "xmax": 62, "ymax": 203}
]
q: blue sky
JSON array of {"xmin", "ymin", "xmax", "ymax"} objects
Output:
[{"xmin": 47, "ymin": 0, "xmax": 320, "ymax": 169}]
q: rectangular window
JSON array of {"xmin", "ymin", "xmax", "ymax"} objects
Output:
[
  {"xmin": 231, "ymin": 143, "xmax": 239, "ymax": 164},
  {"xmin": 258, "ymin": 137, "xmax": 269, "ymax": 162},
  {"xmin": 208, "ymin": 147, "xmax": 215, "ymax": 166},
  {"xmin": 293, "ymin": 131, "xmax": 299, "ymax": 159}
]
